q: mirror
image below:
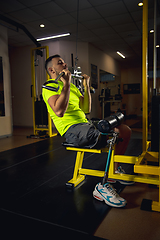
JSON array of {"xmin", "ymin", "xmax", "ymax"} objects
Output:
[
  {"xmin": 99, "ymin": 69, "xmax": 121, "ymax": 118},
  {"xmin": 100, "ymin": 69, "xmax": 115, "ymax": 82},
  {"xmin": 99, "ymin": 69, "xmax": 120, "ymax": 97},
  {"xmin": 0, "ymin": 57, "xmax": 5, "ymax": 116}
]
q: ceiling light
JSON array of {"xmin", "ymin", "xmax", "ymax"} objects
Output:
[
  {"xmin": 40, "ymin": 24, "xmax": 45, "ymax": 28},
  {"xmin": 117, "ymin": 51, "xmax": 125, "ymax": 59},
  {"xmin": 156, "ymin": 45, "xmax": 160, "ymax": 48},
  {"xmin": 37, "ymin": 33, "xmax": 70, "ymax": 41},
  {"xmin": 138, "ymin": 2, "xmax": 143, "ymax": 7},
  {"xmin": 150, "ymin": 29, "xmax": 154, "ymax": 33}
]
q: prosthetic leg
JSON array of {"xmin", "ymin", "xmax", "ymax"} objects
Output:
[{"xmin": 102, "ymin": 132, "xmax": 119, "ymax": 185}]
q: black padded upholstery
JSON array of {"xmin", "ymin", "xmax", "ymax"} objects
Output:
[
  {"xmin": 62, "ymin": 142, "xmax": 78, "ymax": 148},
  {"xmin": 62, "ymin": 142, "xmax": 95, "ymax": 149}
]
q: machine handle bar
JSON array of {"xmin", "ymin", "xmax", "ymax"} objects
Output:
[
  {"xmin": 71, "ymin": 74, "xmax": 84, "ymax": 79},
  {"xmin": 55, "ymin": 72, "xmax": 84, "ymax": 80}
]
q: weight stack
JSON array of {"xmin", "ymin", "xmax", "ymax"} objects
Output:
[
  {"xmin": 151, "ymin": 95, "xmax": 160, "ymax": 152},
  {"xmin": 35, "ymin": 100, "xmax": 48, "ymax": 126}
]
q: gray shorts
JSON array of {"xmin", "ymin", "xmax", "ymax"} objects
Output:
[{"xmin": 63, "ymin": 122, "xmax": 107, "ymax": 148}]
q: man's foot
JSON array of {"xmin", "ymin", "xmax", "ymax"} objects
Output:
[
  {"xmin": 93, "ymin": 182, "xmax": 127, "ymax": 208},
  {"xmin": 116, "ymin": 166, "xmax": 135, "ymax": 185},
  {"xmin": 107, "ymin": 179, "xmax": 116, "ymax": 184},
  {"xmin": 107, "ymin": 166, "xmax": 135, "ymax": 185}
]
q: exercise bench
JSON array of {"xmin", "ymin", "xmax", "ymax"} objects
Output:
[
  {"xmin": 63, "ymin": 143, "xmax": 109, "ymax": 188},
  {"xmin": 63, "ymin": 112, "xmax": 124, "ymax": 188}
]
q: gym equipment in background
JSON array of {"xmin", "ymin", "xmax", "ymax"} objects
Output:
[{"xmin": 30, "ymin": 46, "xmax": 57, "ymax": 139}]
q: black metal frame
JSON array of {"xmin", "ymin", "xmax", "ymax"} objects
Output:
[{"xmin": 0, "ymin": 14, "xmax": 41, "ymax": 47}]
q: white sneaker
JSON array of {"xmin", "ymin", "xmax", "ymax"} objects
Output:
[{"xmin": 93, "ymin": 182, "xmax": 127, "ymax": 208}]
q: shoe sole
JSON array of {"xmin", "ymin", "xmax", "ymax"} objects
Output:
[
  {"xmin": 119, "ymin": 180, "xmax": 135, "ymax": 185},
  {"xmin": 107, "ymin": 179, "xmax": 117, "ymax": 184},
  {"xmin": 108, "ymin": 179, "xmax": 135, "ymax": 185},
  {"xmin": 93, "ymin": 189, "xmax": 127, "ymax": 208}
]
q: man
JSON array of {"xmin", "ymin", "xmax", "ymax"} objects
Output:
[{"xmin": 42, "ymin": 54, "xmax": 132, "ymax": 208}]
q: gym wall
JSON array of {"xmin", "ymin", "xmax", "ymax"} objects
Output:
[
  {"xmin": 0, "ymin": 25, "xmax": 12, "ymax": 138},
  {"xmin": 121, "ymin": 67, "xmax": 142, "ymax": 117}
]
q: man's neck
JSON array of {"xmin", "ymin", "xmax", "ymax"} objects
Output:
[
  {"xmin": 51, "ymin": 74, "xmax": 62, "ymax": 81},
  {"xmin": 51, "ymin": 74, "xmax": 58, "ymax": 79}
]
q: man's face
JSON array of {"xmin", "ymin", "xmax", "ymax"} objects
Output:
[{"xmin": 51, "ymin": 57, "xmax": 68, "ymax": 75}]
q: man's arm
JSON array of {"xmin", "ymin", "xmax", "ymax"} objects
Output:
[
  {"xmin": 79, "ymin": 74, "xmax": 91, "ymax": 114},
  {"xmin": 48, "ymin": 70, "xmax": 71, "ymax": 117}
]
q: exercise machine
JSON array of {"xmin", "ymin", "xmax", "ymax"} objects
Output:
[
  {"xmin": 64, "ymin": 0, "xmax": 160, "ymax": 213},
  {"xmin": 30, "ymin": 46, "xmax": 57, "ymax": 138}
]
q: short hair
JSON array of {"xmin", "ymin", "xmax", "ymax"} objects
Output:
[{"xmin": 45, "ymin": 54, "xmax": 61, "ymax": 77}]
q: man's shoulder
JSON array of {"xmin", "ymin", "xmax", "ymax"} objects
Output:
[{"xmin": 42, "ymin": 79, "xmax": 62, "ymax": 97}]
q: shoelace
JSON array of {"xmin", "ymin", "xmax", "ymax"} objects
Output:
[{"xmin": 104, "ymin": 183, "xmax": 118, "ymax": 196}]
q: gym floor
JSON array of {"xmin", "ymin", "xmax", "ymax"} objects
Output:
[{"xmin": 0, "ymin": 123, "xmax": 160, "ymax": 240}]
